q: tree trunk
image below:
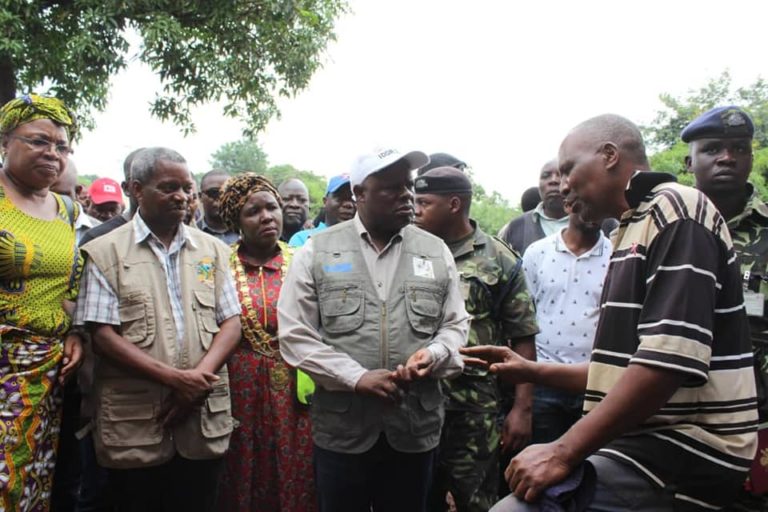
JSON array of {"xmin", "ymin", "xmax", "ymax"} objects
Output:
[{"xmin": 0, "ymin": 54, "xmax": 16, "ymax": 104}]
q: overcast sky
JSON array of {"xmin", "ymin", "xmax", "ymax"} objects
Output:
[{"xmin": 72, "ymin": 0, "xmax": 768, "ymax": 204}]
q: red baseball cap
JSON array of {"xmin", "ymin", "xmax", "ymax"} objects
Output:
[{"xmin": 89, "ymin": 178, "xmax": 124, "ymax": 205}]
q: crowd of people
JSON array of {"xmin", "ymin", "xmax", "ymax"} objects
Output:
[{"xmin": 0, "ymin": 92, "xmax": 766, "ymax": 512}]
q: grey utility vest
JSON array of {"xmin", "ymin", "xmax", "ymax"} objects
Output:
[{"xmin": 310, "ymin": 222, "xmax": 451, "ymax": 454}]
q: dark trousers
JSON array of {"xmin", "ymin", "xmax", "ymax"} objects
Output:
[
  {"xmin": 314, "ymin": 435, "xmax": 436, "ymax": 512},
  {"xmin": 531, "ymin": 386, "xmax": 583, "ymax": 445},
  {"xmin": 77, "ymin": 432, "xmax": 110, "ymax": 512},
  {"xmin": 51, "ymin": 379, "xmax": 81, "ymax": 512},
  {"xmin": 109, "ymin": 455, "xmax": 223, "ymax": 512}
]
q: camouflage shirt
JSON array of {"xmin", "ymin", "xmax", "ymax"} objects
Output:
[
  {"xmin": 443, "ymin": 222, "xmax": 539, "ymax": 412},
  {"xmin": 728, "ymin": 186, "xmax": 768, "ymax": 412}
]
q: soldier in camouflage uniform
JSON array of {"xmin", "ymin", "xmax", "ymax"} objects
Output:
[
  {"xmin": 414, "ymin": 167, "xmax": 539, "ymax": 512},
  {"xmin": 684, "ymin": 106, "xmax": 768, "ymax": 511}
]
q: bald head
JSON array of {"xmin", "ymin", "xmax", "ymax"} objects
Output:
[
  {"xmin": 567, "ymin": 114, "xmax": 649, "ymax": 169},
  {"xmin": 278, "ymin": 178, "xmax": 310, "ymax": 235},
  {"xmin": 557, "ymin": 114, "xmax": 649, "ymax": 223},
  {"xmin": 51, "ymin": 159, "xmax": 78, "ymax": 200}
]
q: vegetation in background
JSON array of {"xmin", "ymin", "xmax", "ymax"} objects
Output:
[{"xmin": 0, "ymin": 1, "xmax": 346, "ymax": 135}]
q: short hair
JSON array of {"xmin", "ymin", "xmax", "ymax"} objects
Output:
[
  {"xmin": 130, "ymin": 147, "xmax": 186, "ymax": 185},
  {"xmin": 520, "ymin": 186, "xmax": 541, "ymax": 212},
  {"xmin": 122, "ymin": 147, "xmax": 146, "ymax": 182},
  {"xmin": 570, "ymin": 114, "xmax": 649, "ymax": 167},
  {"xmin": 199, "ymin": 169, "xmax": 230, "ymax": 188}
]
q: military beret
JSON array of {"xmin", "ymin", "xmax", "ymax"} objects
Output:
[
  {"xmin": 414, "ymin": 167, "xmax": 473, "ymax": 195},
  {"xmin": 417, "ymin": 152, "xmax": 467, "ymax": 176},
  {"xmin": 680, "ymin": 106, "xmax": 754, "ymax": 142}
]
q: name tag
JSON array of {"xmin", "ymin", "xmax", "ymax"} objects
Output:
[
  {"xmin": 413, "ymin": 257, "xmax": 434, "ymax": 279},
  {"xmin": 323, "ymin": 263, "xmax": 352, "ymax": 273},
  {"xmin": 745, "ymin": 290, "xmax": 765, "ymax": 317}
]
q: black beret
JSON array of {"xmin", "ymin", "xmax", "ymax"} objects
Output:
[
  {"xmin": 417, "ymin": 152, "xmax": 467, "ymax": 176},
  {"xmin": 414, "ymin": 168, "xmax": 473, "ymax": 195},
  {"xmin": 680, "ymin": 106, "xmax": 754, "ymax": 142}
]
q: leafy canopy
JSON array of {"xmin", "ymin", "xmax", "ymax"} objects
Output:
[
  {"xmin": 0, "ymin": 0, "xmax": 346, "ymax": 135},
  {"xmin": 205, "ymin": 139, "xmax": 326, "ymax": 216}
]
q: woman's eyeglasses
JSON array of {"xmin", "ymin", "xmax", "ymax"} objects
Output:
[{"xmin": 11, "ymin": 135, "xmax": 73, "ymax": 156}]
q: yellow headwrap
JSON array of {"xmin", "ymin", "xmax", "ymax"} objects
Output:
[
  {"xmin": 0, "ymin": 93, "xmax": 77, "ymax": 140},
  {"xmin": 219, "ymin": 173, "xmax": 282, "ymax": 232}
]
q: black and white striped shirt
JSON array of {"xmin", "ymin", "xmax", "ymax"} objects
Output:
[{"xmin": 586, "ymin": 172, "xmax": 758, "ymax": 510}]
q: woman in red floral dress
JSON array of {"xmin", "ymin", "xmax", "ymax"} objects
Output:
[{"xmin": 216, "ymin": 173, "xmax": 316, "ymax": 512}]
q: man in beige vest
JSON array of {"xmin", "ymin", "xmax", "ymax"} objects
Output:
[
  {"xmin": 74, "ymin": 147, "xmax": 242, "ymax": 512},
  {"xmin": 279, "ymin": 147, "xmax": 470, "ymax": 512}
]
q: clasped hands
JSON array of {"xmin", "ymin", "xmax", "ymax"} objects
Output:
[
  {"xmin": 354, "ymin": 348, "xmax": 435, "ymax": 403},
  {"xmin": 161, "ymin": 368, "xmax": 220, "ymax": 426}
]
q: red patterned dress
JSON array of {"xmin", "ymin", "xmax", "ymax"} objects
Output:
[{"xmin": 218, "ymin": 243, "xmax": 316, "ymax": 512}]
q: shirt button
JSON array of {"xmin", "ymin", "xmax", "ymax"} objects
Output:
[{"xmin": 377, "ymin": 282, "xmax": 383, "ymax": 288}]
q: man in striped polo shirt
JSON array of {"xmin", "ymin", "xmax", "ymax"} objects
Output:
[{"xmin": 464, "ymin": 114, "xmax": 758, "ymax": 511}]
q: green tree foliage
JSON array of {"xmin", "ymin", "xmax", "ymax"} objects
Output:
[
  {"xmin": 0, "ymin": 1, "xmax": 346, "ymax": 134},
  {"xmin": 645, "ymin": 72, "xmax": 768, "ymax": 199},
  {"xmin": 209, "ymin": 139, "xmax": 269, "ymax": 175},
  {"xmin": 466, "ymin": 170, "xmax": 521, "ymax": 235},
  {"xmin": 207, "ymin": 139, "xmax": 326, "ymax": 215},
  {"xmin": 77, "ymin": 173, "xmax": 101, "ymax": 186}
]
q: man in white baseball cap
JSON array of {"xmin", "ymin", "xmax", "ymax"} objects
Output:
[{"xmin": 279, "ymin": 147, "xmax": 470, "ymax": 512}]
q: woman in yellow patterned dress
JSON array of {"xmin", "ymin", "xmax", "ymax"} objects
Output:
[{"xmin": 0, "ymin": 94, "xmax": 84, "ymax": 511}]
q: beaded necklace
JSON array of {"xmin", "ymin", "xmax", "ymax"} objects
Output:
[{"xmin": 230, "ymin": 241, "xmax": 293, "ymax": 358}]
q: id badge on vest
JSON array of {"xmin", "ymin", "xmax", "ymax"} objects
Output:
[{"xmin": 413, "ymin": 257, "xmax": 435, "ymax": 279}]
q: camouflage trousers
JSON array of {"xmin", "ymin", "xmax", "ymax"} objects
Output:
[{"xmin": 428, "ymin": 409, "xmax": 500, "ymax": 512}]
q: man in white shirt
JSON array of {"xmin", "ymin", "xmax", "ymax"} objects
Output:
[{"xmin": 522, "ymin": 210, "xmax": 610, "ymax": 443}]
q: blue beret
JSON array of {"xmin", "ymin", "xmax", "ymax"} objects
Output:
[{"xmin": 680, "ymin": 106, "xmax": 754, "ymax": 142}]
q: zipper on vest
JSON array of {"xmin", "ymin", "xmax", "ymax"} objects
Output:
[{"xmin": 380, "ymin": 303, "xmax": 388, "ymax": 369}]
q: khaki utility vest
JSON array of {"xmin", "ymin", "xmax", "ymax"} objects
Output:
[
  {"xmin": 310, "ymin": 222, "xmax": 450, "ymax": 453},
  {"xmin": 82, "ymin": 222, "xmax": 234, "ymax": 469}
]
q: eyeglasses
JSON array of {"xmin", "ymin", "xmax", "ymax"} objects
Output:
[
  {"xmin": 11, "ymin": 135, "xmax": 73, "ymax": 156},
  {"xmin": 202, "ymin": 188, "xmax": 221, "ymax": 200}
]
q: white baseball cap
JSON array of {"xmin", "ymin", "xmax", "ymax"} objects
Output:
[{"xmin": 349, "ymin": 147, "xmax": 430, "ymax": 189}]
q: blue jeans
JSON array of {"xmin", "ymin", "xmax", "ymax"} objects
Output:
[
  {"xmin": 531, "ymin": 386, "xmax": 583, "ymax": 444},
  {"xmin": 314, "ymin": 435, "xmax": 436, "ymax": 512}
]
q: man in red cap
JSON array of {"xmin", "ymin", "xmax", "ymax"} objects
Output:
[{"xmin": 87, "ymin": 177, "xmax": 124, "ymax": 222}]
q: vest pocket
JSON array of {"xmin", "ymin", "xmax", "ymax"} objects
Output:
[
  {"xmin": 194, "ymin": 290, "xmax": 220, "ymax": 350},
  {"xmin": 311, "ymin": 391, "xmax": 361, "ymax": 436},
  {"xmin": 201, "ymin": 384, "xmax": 234, "ymax": 439},
  {"xmin": 118, "ymin": 295, "xmax": 155, "ymax": 348},
  {"xmin": 100, "ymin": 396, "xmax": 162, "ymax": 447},
  {"xmin": 404, "ymin": 282, "xmax": 444, "ymax": 336},
  {"xmin": 408, "ymin": 385, "xmax": 444, "ymax": 436},
  {"xmin": 319, "ymin": 283, "xmax": 365, "ymax": 334}
]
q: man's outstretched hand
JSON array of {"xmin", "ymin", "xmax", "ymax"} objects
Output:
[{"xmin": 460, "ymin": 345, "xmax": 533, "ymax": 384}]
